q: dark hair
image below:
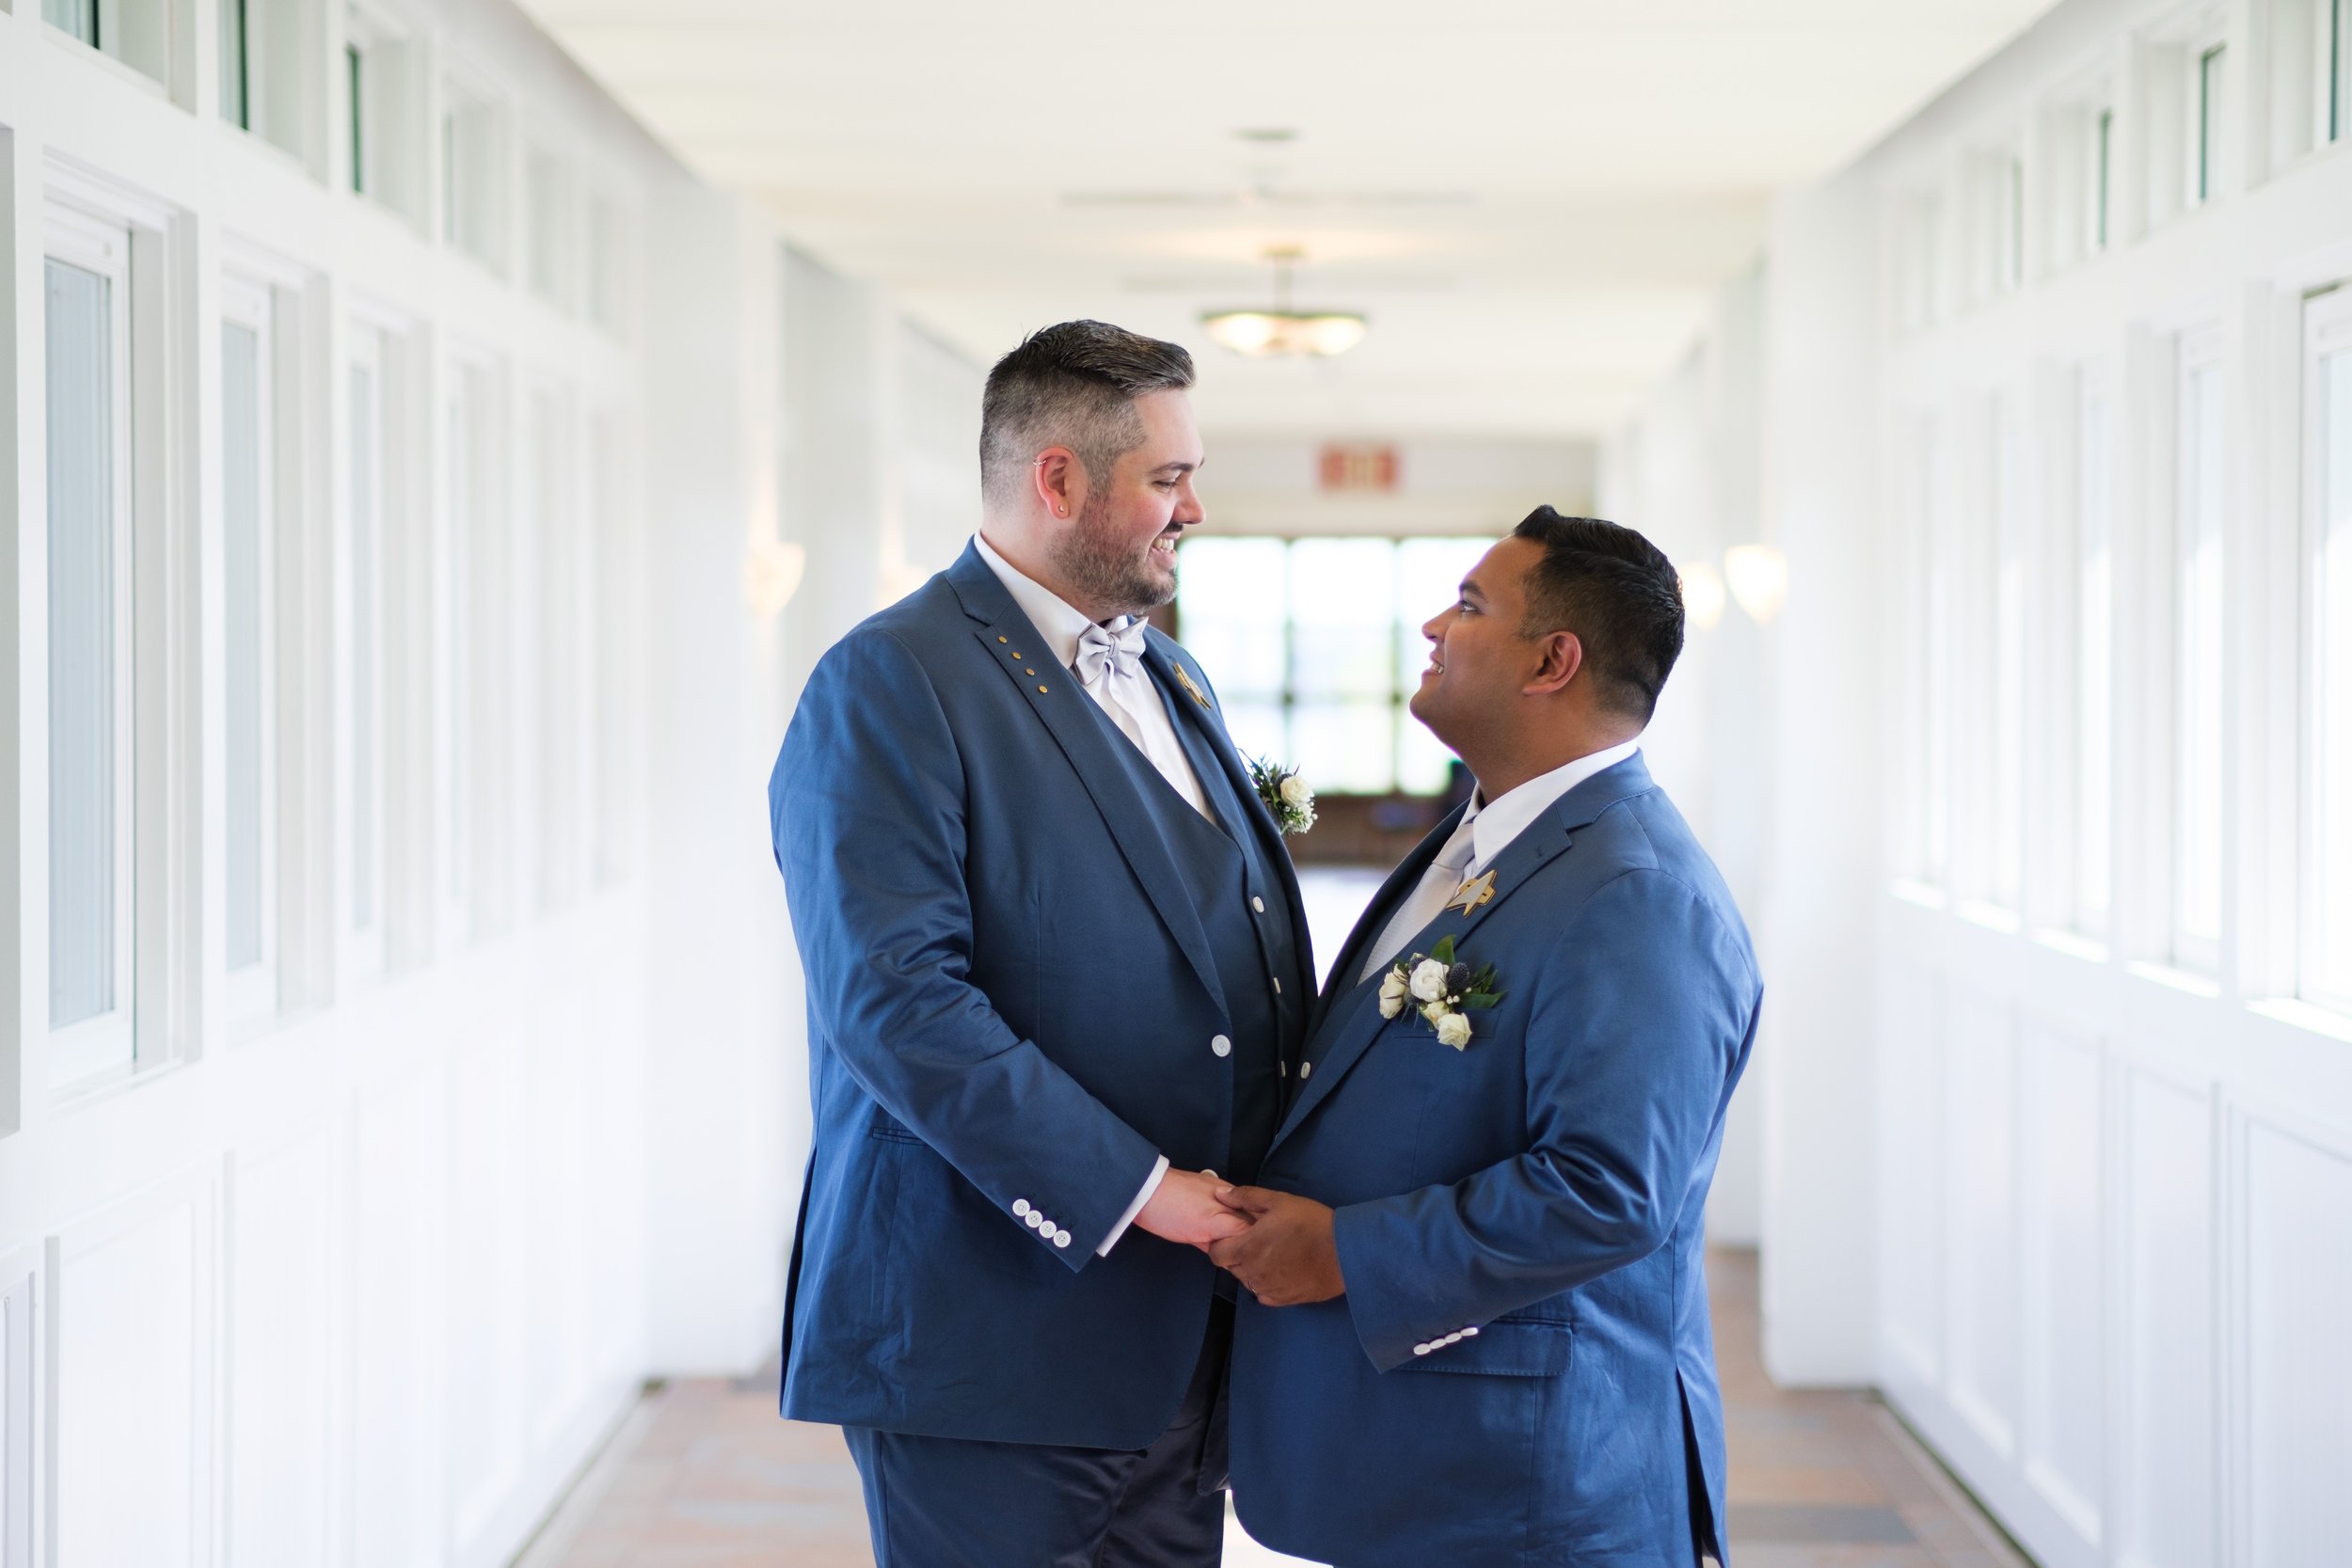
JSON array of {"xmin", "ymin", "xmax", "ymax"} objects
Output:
[
  {"xmin": 1509, "ymin": 507, "xmax": 1685, "ymax": 721},
  {"xmin": 979, "ymin": 321, "xmax": 1195, "ymax": 508}
]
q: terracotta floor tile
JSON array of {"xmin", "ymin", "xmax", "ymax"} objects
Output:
[{"xmin": 524, "ymin": 1247, "xmax": 2020, "ymax": 1568}]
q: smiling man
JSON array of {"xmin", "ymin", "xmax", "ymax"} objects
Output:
[
  {"xmin": 769, "ymin": 321, "xmax": 1314, "ymax": 1567},
  {"xmin": 1211, "ymin": 509, "xmax": 1760, "ymax": 1568}
]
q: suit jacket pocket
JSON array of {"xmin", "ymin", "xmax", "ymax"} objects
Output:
[{"xmin": 1389, "ymin": 1318, "xmax": 1571, "ymax": 1378}]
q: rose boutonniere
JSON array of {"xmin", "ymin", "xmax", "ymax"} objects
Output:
[
  {"xmin": 1376, "ymin": 934, "xmax": 1502, "ymax": 1050},
  {"xmin": 1248, "ymin": 757, "xmax": 1316, "ymax": 835}
]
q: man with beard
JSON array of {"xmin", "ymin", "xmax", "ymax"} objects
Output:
[{"xmin": 769, "ymin": 320, "xmax": 1313, "ymax": 1566}]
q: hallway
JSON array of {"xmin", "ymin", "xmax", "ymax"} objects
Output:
[{"xmin": 520, "ymin": 1252, "xmax": 2029, "ymax": 1568}]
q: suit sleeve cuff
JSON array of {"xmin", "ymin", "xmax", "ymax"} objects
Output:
[{"xmin": 1096, "ymin": 1155, "xmax": 1171, "ymax": 1256}]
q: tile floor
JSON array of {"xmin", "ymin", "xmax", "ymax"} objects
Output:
[{"xmin": 518, "ymin": 1249, "xmax": 2031, "ymax": 1568}]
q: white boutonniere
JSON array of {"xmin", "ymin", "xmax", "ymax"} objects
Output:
[
  {"xmin": 1376, "ymin": 934, "xmax": 1503, "ymax": 1050},
  {"xmin": 1247, "ymin": 756, "xmax": 1316, "ymax": 835}
]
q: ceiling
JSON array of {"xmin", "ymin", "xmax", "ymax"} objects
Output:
[{"xmin": 520, "ymin": 0, "xmax": 2057, "ymax": 438}]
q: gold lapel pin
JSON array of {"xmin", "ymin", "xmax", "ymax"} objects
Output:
[
  {"xmin": 1444, "ymin": 869, "xmax": 1498, "ymax": 916},
  {"xmin": 1172, "ymin": 666, "xmax": 1214, "ymax": 708}
]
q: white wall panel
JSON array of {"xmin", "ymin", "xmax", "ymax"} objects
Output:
[
  {"xmin": 353, "ymin": 1070, "xmax": 444, "ymax": 1568},
  {"xmin": 1945, "ymin": 991, "xmax": 2018, "ymax": 1455},
  {"xmin": 2119, "ymin": 1069, "xmax": 2214, "ymax": 1568},
  {"xmin": 227, "ymin": 1133, "xmax": 338, "ymax": 1568},
  {"xmin": 54, "ymin": 1185, "xmax": 209, "ymax": 1568},
  {"xmin": 1, "ymin": 1250, "xmax": 36, "ymax": 1568},
  {"xmin": 525, "ymin": 999, "xmax": 592, "ymax": 1447},
  {"xmin": 2242, "ymin": 1113, "xmax": 2352, "ymax": 1568},
  {"xmin": 2018, "ymin": 1023, "xmax": 2104, "ymax": 1546},
  {"xmin": 445, "ymin": 1036, "xmax": 529, "ymax": 1555},
  {"xmin": 1879, "ymin": 963, "xmax": 1943, "ymax": 1383}
]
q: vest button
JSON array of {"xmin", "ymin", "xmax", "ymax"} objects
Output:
[
  {"xmin": 1299, "ymin": 1060, "xmax": 1312, "ymax": 1080},
  {"xmin": 1210, "ymin": 1035, "xmax": 1232, "ymax": 1057},
  {"xmin": 1250, "ymin": 895, "xmax": 1265, "ymax": 913}
]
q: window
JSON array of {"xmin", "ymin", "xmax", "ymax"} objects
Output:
[
  {"xmin": 1990, "ymin": 398, "xmax": 2026, "ymax": 911},
  {"xmin": 523, "ymin": 387, "xmax": 583, "ymax": 910},
  {"xmin": 2335, "ymin": 0, "xmax": 2351, "ymax": 142},
  {"xmin": 2173, "ymin": 334, "xmax": 2228, "ymax": 971},
  {"xmin": 2000, "ymin": 153, "xmax": 2025, "ymax": 293},
  {"xmin": 1897, "ymin": 193, "xmax": 1944, "ymax": 331},
  {"xmin": 584, "ymin": 194, "xmax": 626, "ymax": 335},
  {"xmin": 44, "ymin": 209, "xmax": 137, "ymax": 1085},
  {"xmin": 346, "ymin": 41, "xmax": 366, "ymax": 192},
  {"xmin": 344, "ymin": 10, "xmax": 415, "ymax": 212},
  {"xmin": 1919, "ymin": 416, "xmax": 1955, "ymax": 885},
  {"xmin": 43, "ymin": 0, "xmax": 170, "ymax": 84},
  {"xmin": 2195, "ymin": 45, "xmax": 2228, "ymax": 206},
  {"xmin": 2305, "ymin": 291, "xmax": 2352, "ymax": 1011},
  {"xmin": 2075, "ymin": 368, "xmax": 2117, "ymax": 938},
  {"xmin": 2095, "ymin": 109, "xmax": 2114, "ymax": 249},
  {"xmin": 523, "ymin": 144, "xmax": 569, "ymax": 306},
  {"xmin": 438, "ymin": 357, "xmax": 493, "ymax": 942},
  {"xmin": 344, "ymin": 323, "xmax": 392, "ymax": 979},
  {"xmin": 221, "ymin": 0, "xmax": 249, "ymax": 129},
  {"xmin": 221, "ymin": 277, "xmax": 281, "ymax": 1022},
  {"xmin": 590, "ymin": 409, "xmax": 635, "ymax": 887},
  {"xmin": 1175, "ymin": 536, "xmax": 1492, "ymax": 797},
  {"xmin": 442, "ymin": 79, "xmax": 504, "ymax": 267}
]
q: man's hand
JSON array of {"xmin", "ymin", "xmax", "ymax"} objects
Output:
[
  {"xmin": 1206, "ymin": 1187, "xmax": 1344, "ymax": 1306},
  {"xmin": 1135, "ymin": 1168, "xmax": 1253, "ymax": 1247}
]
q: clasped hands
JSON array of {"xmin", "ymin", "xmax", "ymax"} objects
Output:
[{"xmin": 1134, "ymin": 1166, "xmax": 1343, "ymax": 1307}]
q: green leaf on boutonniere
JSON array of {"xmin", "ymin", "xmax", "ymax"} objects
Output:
[
  {"xmin": 1429, "ymin": 934, "xmax": 1457, "ymax": 965},
  {"xmin": 1461, "ymin": 990, "xmax": 1502, "ymax": 1009}
]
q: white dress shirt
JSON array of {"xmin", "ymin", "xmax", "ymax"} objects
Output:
[
  {"xmin": 974, "ymin": 531, "xmax": 1201, "ymax": 1252},
  {"xmin": 1359, "ymin": 739, "xmax": 1643, "ymax": 983}
]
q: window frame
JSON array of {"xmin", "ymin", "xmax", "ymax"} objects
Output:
[{"xmin": 41, "ymin": 202, "xmax": 140, "ymax": 1088}]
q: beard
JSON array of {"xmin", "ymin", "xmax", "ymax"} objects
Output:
[{"xmin": 1047, "ymin": 489, "xmax": 1177, "ymax": 619}]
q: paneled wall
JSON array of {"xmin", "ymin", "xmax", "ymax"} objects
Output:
[
  {"xmin": 1613, "ymin": 0, "xmax": 2352, "ymax": 1562},
  {"xmin": 0, "ymin": 1, "xmax": 801, "ymax": 1564}
]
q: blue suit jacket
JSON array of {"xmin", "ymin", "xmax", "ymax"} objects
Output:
[
  {"xmin": 1226, "ymin": 755, "xmax": 1759, "ymax": 1568},
  {"xmin": 768, "ymin": 543, "xmax": 1314, "ymax": 1449}
]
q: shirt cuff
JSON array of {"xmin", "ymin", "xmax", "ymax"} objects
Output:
[{"xmin": 1097, "ymin": 1155, "xmax": 1170, "ymax": 1256}]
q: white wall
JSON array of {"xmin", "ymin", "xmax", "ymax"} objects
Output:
[
  {"xmin": 1612, "ymin": 1, "xmax": 2352, "ymax": 1564},
  {"xmin": 0, "ymin": 1, "xmax": 826, "ymax": 1562}
]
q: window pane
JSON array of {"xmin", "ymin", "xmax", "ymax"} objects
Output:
[
  {"xmin": 1292, "ymin": 701, "xmax": 1395, "ymax": 796},
  {"xmin": 441, "ymin": 371, "xmax": 479, "ymax": 921},
  {"xmin": 2312, "ymin": 346, "xmax": 2352, "ymax": 1003},
  {"xmin": 348, "ymin": 45, "xmax": 366, "ymax": 195},
  {"xmin": 349, "ymin": 358, "xmax": 382, "ymax": 936},
  {"xmin": 1175, "ymin": 537, "xmax": 1285, "ymax": 700},
  {"xmin": 1289, "ymin": 538, "xmax": 1394, "ymax": 700},
  {"xmin": 2093, "ymin": 110, "xmax": 2113, "ymax": 250},
  {"xmin": 2198, "ymin": 47, "xmax": 2227, "ymax": 202},
  {"xmin": 44, "ymin": 0, "xmax": 98, "ymax": 46},
  {"xmin": 1924, "ymin": 421, "xmax": 1954, "ymax": 883},
  {"xmin": 46, "ymin": 258, "xmax": 122, "ymax": 1030},
  {"xmin": 2176, "ymin": 360, "xmax": 2225, "ymax": 957},
  {"xmin": 1992, "ymin": 404, "xmax": 2026, "ymax": 908},
  {"xmin": 220, "ymin": 0, "xmax": 249, "ymax": 129},
  {"xmin": 1219, "ymin": 701, "xmax": 1287, "ymax": 776},
  {"xmin": 224, "ymin": 321, "xmax": 267, "ymax": 972},
  {"xmin": 2077, "ymin": 382, "xmax": 2114, "ymax": 934}
]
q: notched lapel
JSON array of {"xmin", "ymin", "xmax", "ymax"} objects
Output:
[{"xmin": 974, "ymin": 620, "xmax": 1232, "ymax": 1010}]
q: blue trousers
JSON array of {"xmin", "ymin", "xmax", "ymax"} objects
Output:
[{"xmin": 843, "ymin": 1301, "xmax": 1232, "ymax": 1568}]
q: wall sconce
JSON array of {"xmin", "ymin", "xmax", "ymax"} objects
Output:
[
  {"xmin": 1678, "ymin": 561, "xmax": 1726, "ymax": 631},
  {"xmin": 1724, "ymin": 544, "xmax": 1789, "ymax": 626},
  {"xmin": 745, "ymin": 540, "xmax": 806, "ymax": 622}
]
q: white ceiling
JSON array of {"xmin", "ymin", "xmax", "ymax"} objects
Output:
[{"xmin": 521, "ymin": 0, "xmax": 2056, "ymax": 438}]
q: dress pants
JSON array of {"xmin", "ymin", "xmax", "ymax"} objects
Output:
[{"xmin": 843, "ymin": 1299, "xmax": 1234, "ymax": 1568}]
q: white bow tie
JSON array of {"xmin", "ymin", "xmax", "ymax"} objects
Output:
[{"xmin": 1074, "ymin": 620, "xmax": 1149, "ymax": 687}]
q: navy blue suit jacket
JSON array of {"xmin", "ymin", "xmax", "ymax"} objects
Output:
[
  {"xmin": 768, "ymin": 544, "xmax": 1313, "ymax": 1449},
  {"xmin": 1227, "ymin": 755, "xmax": 1759, "ymax": 1567}
]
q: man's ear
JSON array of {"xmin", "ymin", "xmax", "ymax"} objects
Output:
[
  {"xmin": 1524, "ymin": 630, "xmax": 1583, "ymax": 697},
  {"xmin": 1032, "ymin": 446, "xmax": 1086, "ymax": 519}
]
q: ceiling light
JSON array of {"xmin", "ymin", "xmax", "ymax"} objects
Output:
[
  {"xmin": 1678, "ymin": 562, "xmax": 1726, "ymax": 631},
  {"xmin": 1724, "ymin": 545, "xmax": 1789, "ymax": 625},
  {"xmin": 1201, "ymin": 246, "xmax": 1367, "ymax": 359}
]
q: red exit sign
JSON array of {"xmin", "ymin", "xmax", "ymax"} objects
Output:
[{"xmin": 1318, "ymin": 442, "xmax": 1400, "ymax": 492}]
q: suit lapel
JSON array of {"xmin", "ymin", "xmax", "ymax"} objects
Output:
[
  {"xmin": 1270, "ymin": 754, "xmax": 1659, "ymax": 1148},
  {"xmin": 947, "ymin": 549, "xmax": 1227, "ymax": 1014}
]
